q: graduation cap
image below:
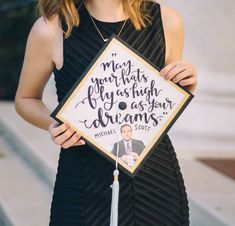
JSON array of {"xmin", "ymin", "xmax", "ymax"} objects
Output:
[{"xmin": 51, "ymin": 35, "xmax": 193, "ymax": 176}]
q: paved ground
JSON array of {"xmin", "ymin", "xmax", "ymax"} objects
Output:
[{"xmin": 0, "ymin": 130, "xmax": 52, "ymax": 226}]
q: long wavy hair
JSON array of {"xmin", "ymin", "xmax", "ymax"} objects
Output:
[{"xmin": 38, "ymin": 0, "xmax": 151, "ymax": 38}]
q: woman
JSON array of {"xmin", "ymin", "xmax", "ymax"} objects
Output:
[{"xmin": 15, "ymin": 0, "xmax": 197, "ymax": 225}]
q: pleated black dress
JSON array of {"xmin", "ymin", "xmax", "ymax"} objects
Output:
[{"xmin": 49, "ymin": 1, "xmax": 190, "ymax": 226}]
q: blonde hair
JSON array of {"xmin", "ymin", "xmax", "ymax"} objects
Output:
[{"xmin": 38, "ymin": 0, "xmax": 151, "ymax": 38}]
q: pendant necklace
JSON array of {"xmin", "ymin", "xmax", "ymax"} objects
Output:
[{"xmin": 89, "ymin": 14, "xmax": 127, "ymax": 42}]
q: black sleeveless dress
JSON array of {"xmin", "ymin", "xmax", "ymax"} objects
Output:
[{"xmin": 49, "ymin": 2, "xmax": 190, "ymax": 226}]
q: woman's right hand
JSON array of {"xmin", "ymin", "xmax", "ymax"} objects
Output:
[{"xmin": 48, "ymin": 122, "xmax": 86, "ymax": 149}]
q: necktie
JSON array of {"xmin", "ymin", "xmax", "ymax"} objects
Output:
[{"xmin": 126, "ymin": 142, "xmax": 131, "ymax": 154}]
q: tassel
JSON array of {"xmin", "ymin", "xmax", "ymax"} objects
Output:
[
  {"xmin": 110, "ymin": 104, "xmax": 121, "ymax": 226},
  {"xmin": 110, "ymin": 169, "xmax": 119, "ymax": 226}
]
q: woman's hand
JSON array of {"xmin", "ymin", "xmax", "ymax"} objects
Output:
[
  {"xmin": 160, "ymin": 60, "xmax": 197, "ymax": 93},
  {"xmin": 48, "ymin": 122, "xmax": 86, "ymax": 149}
]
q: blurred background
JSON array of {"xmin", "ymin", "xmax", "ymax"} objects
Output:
[{"xmin": 0, "ymin": 0, "xmax": 234, "ymax": 225}]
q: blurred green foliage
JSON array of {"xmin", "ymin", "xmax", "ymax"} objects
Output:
[{"xmin": 0, "ymin": 0, "xmax": 37, "ymax": 100}]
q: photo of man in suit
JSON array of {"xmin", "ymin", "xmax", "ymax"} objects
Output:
[{"xmin": 111, "ymin": 124, "xmax": 145, "ymax": 166}]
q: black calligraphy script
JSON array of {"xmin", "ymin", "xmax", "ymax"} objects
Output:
[{"xmin": 75, "ymin": 53, "xmax": 176, "ymax": 129}]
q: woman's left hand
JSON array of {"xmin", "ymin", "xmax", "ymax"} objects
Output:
[{"xmin": 160, "ymin": 60, "xmax": 197, "ymax": 93}]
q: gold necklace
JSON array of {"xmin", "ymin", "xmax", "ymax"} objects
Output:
[{"xmin": 89, "ymin": 14, "xmax": 127, "ymax": 42}]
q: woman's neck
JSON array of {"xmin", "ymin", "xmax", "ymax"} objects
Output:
[{"xmin": 85, "ymin": 0, "xmax": 128, "ymax": 22}]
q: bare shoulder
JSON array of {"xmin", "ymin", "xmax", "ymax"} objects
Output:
[
  {"xmin": 28, "ymin": 15, "xmax": 63, "ymax": 69},
  {"xmin": 15, "ymin": 15, "xmax": 63, "ymax": 101},
  {"xmin": 158, "ymin": 4, "xmax": 184, "ymax": 63},
  {"xmin": 160, "ymin": 5, "xmax": 184, "ymax": 35},
  {"xmin": 30, "ymin": 15, "xmax": 62, "ymax": 42}
]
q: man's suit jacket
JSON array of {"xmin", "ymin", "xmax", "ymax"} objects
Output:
[{"xmin": 111, "ymin": 139, "xmax": 145, "ymax": 157}]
